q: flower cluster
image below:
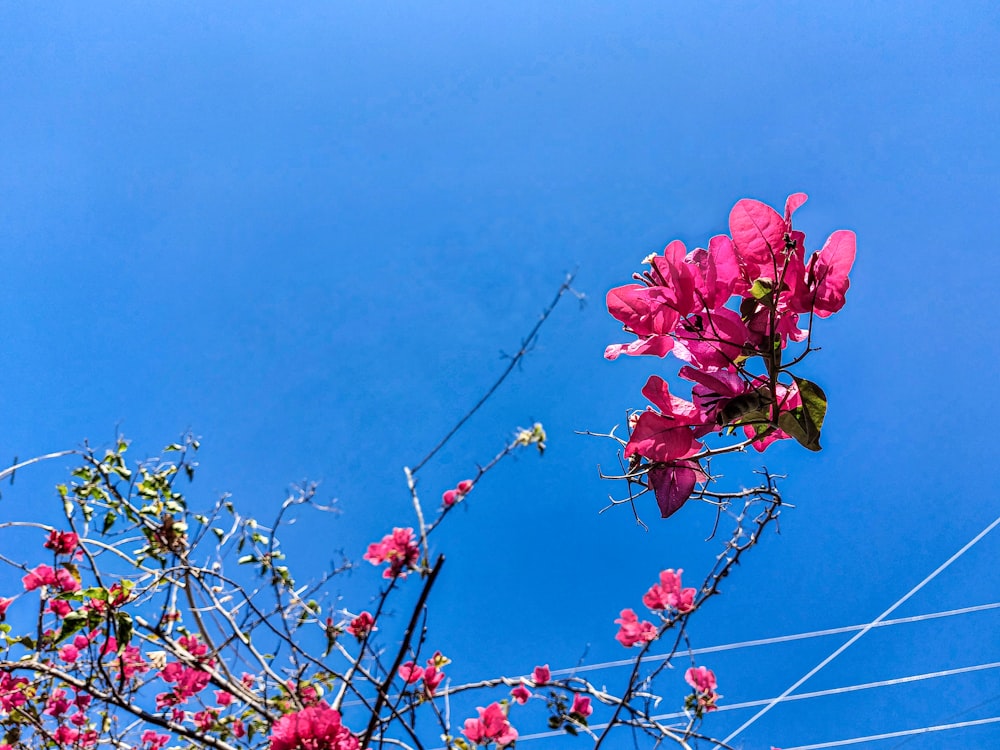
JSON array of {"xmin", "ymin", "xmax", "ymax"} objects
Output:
[
  {"xmin": 398, "ymin": 651, "xmax": 449, "ymax": 697},
  {"xmin": 346, "ymin": 611, "xmax": 375, "ymax": 641},
  {"xmin": 44, "ymin": 530, "xmax": 80, "ymax": 555},
  {"xmin": 684, "ymin": 666, "xmax": 720, "ymax": 715},
  {"xmin": 363, "ymin": 527, "xmax": 421, "ymax": 578},
  {"xmin": 155, "ymin": 635, "xmax": 214, "ymax": 709},
  {"xmin": 509, "ymin": 664, "xmax": 551, "ymax": 705},
  {"xmin": 642, "ymin": 568, "xmax": 696, "ymax": 613},
  {"xmin": 442, "ymin": 478, "xmax": 474, "ymax": 507},
  {"xmin": 616, "ymin": 568, "xmax": 698, "ymax": 647},
  {"xmin": 269, "ymin": 703, "xmax": 359, "ymax": 750},
  {"xmin": 606, "ymin": 194, "xmax": 855, "ymax": 517},
  {"xmin": 22, "ymin": 563, "xmax": 80, "ymax": 593},
  {"xmin": 461, "ymin": 702, "xmax": 518, "ymax": 748}
]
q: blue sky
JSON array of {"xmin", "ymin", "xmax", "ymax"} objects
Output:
[{"xmin": 1, "ymin": 2, "xmax": 999, "ymax": 748}]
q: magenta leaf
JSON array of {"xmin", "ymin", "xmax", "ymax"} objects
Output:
[
  {"xmin": 784, "ymin": 193, "xmax": 808, "ymax": 223},
  {"xmin": 809, "ymin": 230, "xmax": 856, "ymax": 318},
  {"xmin": 729, "ymin": 199, "xmax": 785, "ymax": 272},
  {"xmin": 649, "ymin": 462, "xmax": 701, "ymax": 518},
  {"xmin": 625, "ymin": 413, "xmax": 702, "ymax": 463},
  {"xmin": 606, "ymin": 285, "xmax": 682, "ymax": 337}
]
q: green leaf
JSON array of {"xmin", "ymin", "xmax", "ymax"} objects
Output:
[
  {"xmin": 778, "ymin": 376, "xmax": 828, "ymax": 451},
  {"xmin": 115, "ymin": 612, "xmax": 133, "ymax": 651},
  {"xmin": 794, "ymin": 376, "xmax": 828, "ymax": 433},
  {"xmin": 57, "ymin": 612, "xmax": 89, "ymax": 642},
  {"xmin": 749, "ymin": 278, "xmax": 774, "ymax": 300}
]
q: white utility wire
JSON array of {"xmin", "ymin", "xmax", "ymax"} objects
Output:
[
  {"xmin": 343, "ymin": 601, "xmax": 1000, "ymax": 710},
  {"xmin": 512, "ymin": 660, "xmax": 1000, "ymax": 743},
  {"xmin": 548, "ymin": 601, "xmax": 1000, "ymax": 677},
  {"xmin": 650, "ymin": 660, "xmax": 1000, "ymax": 721},
  {"xmin": 716, "ymin": 512, "xmax": 1000, "ymax": 748},
  {"xmin": 778, "ymin": 715, "xmax": 1000, "ymax": 749}
]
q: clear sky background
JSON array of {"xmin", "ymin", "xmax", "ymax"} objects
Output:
[{"xmin": 1, "ymin": 2, "xmax": 999, "ymax": 748}]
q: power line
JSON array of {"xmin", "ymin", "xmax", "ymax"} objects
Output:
[
  {"xmin": 511, "ymin": 660, "xmax": 1000, "ymax": 743},
  {"xmin": 716, "ymin": 512, "xmax": 1000, "ymax": 748},
  {"xmin": 344, "ymin": 601, "xmax": 1000, "ymax": 710},
  {"xmin": 650, "ymin": 660, "xmax": 1000, "ymax": 721},
  {"xmin": 547, "ymin": 601, "xmax": 1000, "ymax": 678},
  {"xmin": 778, "ymin": 715, "xmax": 1000, "ymax": 749}
]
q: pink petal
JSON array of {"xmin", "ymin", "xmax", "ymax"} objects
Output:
[
  {"xmin": 649, "ymin": 462, "xmax": 702, "ymax": 518},
  {"xmin": 809, "ymin": 230, "xmax": 856, "ymax": 318},
  {"xmin": 783, "ymin": 193, "xmax": 808, "ymax": 224},
  {"xmin": 625, "ymin": 414, "xmax": 702, "ymax": 463},
  {"xmin": 729, "ymin": 199, "xmax": 786, "ymax": 272},
  {"xmin": 604, "ymin": 335, "xmax": 673, "ymax": 360}
]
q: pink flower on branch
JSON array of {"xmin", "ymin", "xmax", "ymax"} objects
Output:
[
  {"xmin": 363, "ymin": 527, "xmax": 420, "ymax": 579},
  {"xmin": 643, "ymin": 568, "xmax": 696, "ymax": 613},
  {"xmin": 44, "ymin": 530, "xmax": 79, "ymax": 555},
  {"xmin": 532, "ymin": 664, "xmax": 550, "ymax": 685},
  {"xmin": 22, "ymin": 564, "xmax": 55, "ymax": 591},
  {"xmin": 684, "ymin": 666, "xmax": 717, "ymax": 693},
  {"xmin": 422, "ymin": 664, "xmax": 445, "ymax": 696},
  {"xmin": 398, "ymin": 661, "xmax": 423, "ymax": 684},
  {"xmin": 462, "ymin": 702, "xmax": 518, "ymax": 748},
  {"xmin": 614, "ymin": 608, "xmax": 658, "ymax": 648},
  {"xmin": 511, "ymin": 682, "xmax": 531, "ymax": 704},
  {"xmin": 442, "ymin": 479, "xmax": 473, "ymax": 508},
  {"xmin": 684, "ymin": 665, "xmax": 721, "ymax": 714},
  {"xmin": 269, "ymin": 703, "xmax": 359, "ymax": 750},
  {"xmin": 570, "ymin": 693, "xmax": 593, "ymax": 718},
  {"xmin": 346, "ymin": 611, "xmax": 375, "ymax": 641}
]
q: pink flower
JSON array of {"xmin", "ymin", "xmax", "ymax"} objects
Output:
[
  {"xmin": 684, "ymin": 666, "xmax": 720, "ymax": 714},
  {"xmin": 54, "ymin": 566, "xmax": 81, "ymax": 592},
  {"xmin": 532, "ymin": 664, "xmax": 550, "ymax": 685},
  {"xmin": 44, "ymin": 688, "xmax": 70, "ymax": 716},
  {"xmin": 462, "ymin": 702, "xmax": 518, "ymax": 747},
  {"xmin": 141, "ymin": 730, "xmax": 170, "ymax": 750},
  {"xmin": 614, "ymin": 609, "xmax": 658, "ymax": 648},
  {"xmin": 398, "ymin": 661, "xmax": 424, "ymax": 684},
  {"xmin": 363, "ymin": 528, "xmax": 420, "ymax": 579},
  {"xmin": 803, "ymin": 230, "xmax": 856, "ymax": 318},
  {"xmin": 194, "ymin": 709, "xmax": 218, "ymax": 731},
  {"xmin": 570, "ymin": 694, "xmax": 593, "ymax": 718},
  {"xmin": 269, "ymin": 702, "xmax": 359, "ymax": 750},
  {"xmin": 643, "ymin": 569, "xmax": 697, "ymax": 613},
  {"xmin": 0, "ymin": 597, "xmax": 13, "ymax": 618},
  {"xmin": 22, "ymin": 564, "xmax": 56, "ymax": 591},
  {"xmin": 58, "ymin": 644, "xmax": 80, "ymax": 663},
  {"xmin": 684, "ymin": 666, "xmax": 717, "ymax": 692},
  {"xmin": 443, "ymin": 479, "xmax": 475, "ymax": 507},
  {"xmin": 422, "ymin": 664, "xmax": 444, "ymax": 696},
  {"xmin": 511, "ymin": 682, "xmax": 531, "ymax": 704},
  {"xmin": 45, "ymin": 530, "xmax": 79, "ymax": 555},
  {"xmin": 48, "ymin": 598, "xmax": 73, "ymax": 617},
  {"xmin": 346, "ymin": 611, "xmax": 375, "ymax": 640}
]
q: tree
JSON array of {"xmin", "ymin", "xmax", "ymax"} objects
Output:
[{"xmin": 0, "ymin": 193, "xmax": 854, "ymax": 750}]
